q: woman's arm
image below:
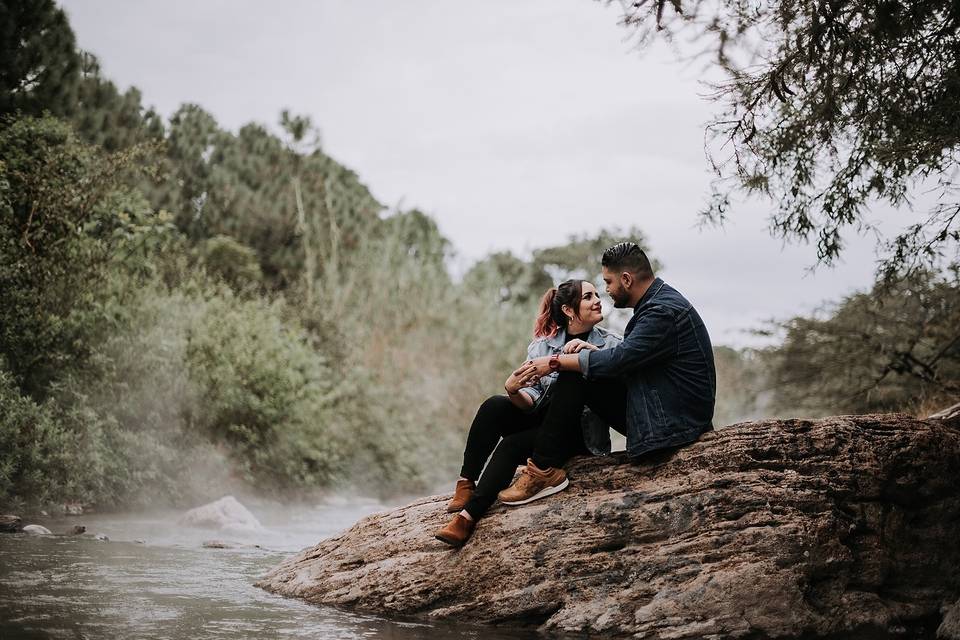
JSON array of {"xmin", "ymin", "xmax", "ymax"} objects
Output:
[{"xmin": 504, "ymin": 362, "xmax": 537, "ymax": 409}]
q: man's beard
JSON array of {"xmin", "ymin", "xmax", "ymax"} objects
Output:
[{"xmin": 610, "ymin": 288, "xmax": 629, "ymax": 308}]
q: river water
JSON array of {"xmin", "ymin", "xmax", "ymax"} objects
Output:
[{"xmin": 0, "ymin": 497, "xmax": 543, "ymax": 640}]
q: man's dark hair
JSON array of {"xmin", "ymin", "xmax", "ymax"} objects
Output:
[{"xmin": 601, "ymin": 242, "xmax": 654, "ymax": 279}]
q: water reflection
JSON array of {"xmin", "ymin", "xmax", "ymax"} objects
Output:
[{"xmin": 0, "ymin": 505, "xmax": 544, "ymax": 640}]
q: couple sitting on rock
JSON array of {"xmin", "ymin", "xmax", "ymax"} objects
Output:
[{"xmin": 435, "ymin": 242, "xmax": 717, "ymax": 547}]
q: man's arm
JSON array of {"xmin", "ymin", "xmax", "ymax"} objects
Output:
[
  {"xmin": 579, "ymin": 306, "xmax": 676, "ymax": 378},
  {"xmin": 525, "ymin": 311, "xmax": 676, "ymax": 380},
  {"xmin": 527, "ymin": 352, "xmax": 582, "ymax": 379}
]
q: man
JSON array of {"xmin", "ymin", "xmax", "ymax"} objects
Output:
[{"xmin": 497, "ymin": 241, "xmax": 716, "ymax": 505}]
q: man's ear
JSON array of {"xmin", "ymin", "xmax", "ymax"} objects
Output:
[{"xmin": 620, "ymin": 271, "xmax": 634, "ymax": 290}]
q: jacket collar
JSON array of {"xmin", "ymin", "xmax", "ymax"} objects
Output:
[
  {"xmin": 633, "ymin": 277, "xmax": 665, "ymax": 312},
  {"xmin": 545, "ymin": 326, "xmax": 607, "ymax": 349}
]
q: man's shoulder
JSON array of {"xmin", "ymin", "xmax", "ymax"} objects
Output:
[
  {"xmin": 625, "ymin": 281, "xmax": 695, "ymax": 335},
  {"xmin": 644, "ymin": 281, "xmax": 711, "ymax": 342},
  {"xmin": 647, "ymin": 280, "xmax": 694, "ymax": 312},
  {"xmin": 592, "ymin": 325, "xmax": 623, "ymax": 345}
]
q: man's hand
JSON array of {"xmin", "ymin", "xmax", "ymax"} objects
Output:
[
  {"xmin": 562, "ymin": 339, "xmax": 599, "ymax": 354},
  {"xmin": 505, "ymin": 361, "xmax": 540, "ymax": 395},
  {"xmin": 528, "ymin": 353, "xmax": 583, "ymax": 375},
  {"xmin": 526, "ymin": 356, "xmax": 554, "ymax": 379}
]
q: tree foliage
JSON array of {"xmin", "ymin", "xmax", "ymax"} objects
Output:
[
  {"xmin": 147, "ymin": 106, "xmax": 384, "ymax": 289},
  {"xmin": 767, "ymin": 267, "xmax": 960, "ymax": 415},
  {"xmin": 0, "ymin": 5, "xmax": 787, "ymax": 509},
  {"xmin": 0, "ymin": 1, "xmax": 162, "ymax": 151},
  {"xmin": 72, "ymin": 53, "xmax": 165, "ymax": 152},
  {"xmin": 0, "ymin": 115, "xmax": 156, "ymax": 398},
  {"xmin": 0, "ymin": 0, "xmax": 79, "ymax": 117},
  {"xmin": 617, "ymin": 0, "xmax": 960, "ymax": 278},
  {"xmin": 463, "ymin": 227, "xmax": 657, "ymax": 305}
]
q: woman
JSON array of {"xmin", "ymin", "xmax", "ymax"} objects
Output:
[{"xmin": 434, "ymin": 279, "xmax": 621, "ymax": 547}]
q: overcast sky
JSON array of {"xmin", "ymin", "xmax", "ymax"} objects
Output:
[{"xmin": 59, "ymin": 0, "xmax": 917, "ymax": 347}]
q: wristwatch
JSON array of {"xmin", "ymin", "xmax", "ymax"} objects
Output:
[{"xmin": 548, "ymin": 353, "xmax": 561, "ymax": 372}]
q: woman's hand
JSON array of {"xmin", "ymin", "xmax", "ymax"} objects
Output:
[
  {"xmin": 526, "ymin": 356, "xmax": 554, "ymax": 378},
  {"xmin": 562, "ymin": 339, "xmax": 598, "ymax": 354},
  {"xmin": 504, "ymin": 361, "xmax": 540, "ymax": 395}
]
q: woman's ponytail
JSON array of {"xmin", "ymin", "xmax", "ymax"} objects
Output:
[
  {"xmin": 533, "ymin": 287, "xmax": 559, "ymax": 338},
  {"xmin": 532, "ymin": 279, "xmax": 585, "ymax": 338}
]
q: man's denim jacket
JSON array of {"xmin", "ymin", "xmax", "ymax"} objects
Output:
[
  {"xmin": 519, "ymin": 326, "xmax": 622, "ymax": 455},
  {"xmin": 577, "ymin": 278, "xmax": 716, "ymax": 458}
]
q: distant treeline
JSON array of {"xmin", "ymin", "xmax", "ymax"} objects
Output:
[{"xmin": 0, "ymin": 1, "xmax": 956, "ymax": 510}]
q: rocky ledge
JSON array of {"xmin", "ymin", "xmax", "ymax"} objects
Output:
[{"xmin": 257, "ymin": 413, "xmax": 960, "ymax": 639}]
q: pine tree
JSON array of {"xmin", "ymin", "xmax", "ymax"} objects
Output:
[{"xmin": 0, "ymin": 0, "xmax": 81, "ymax": 117}]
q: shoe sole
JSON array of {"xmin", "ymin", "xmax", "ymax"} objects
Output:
[
  {"xmin": 500, "ymin": 477, "xmax": 569, "ymax": 506},
  {"xmin": 434, "ymin": 533, "xmax": 466, "ymax": 548}
]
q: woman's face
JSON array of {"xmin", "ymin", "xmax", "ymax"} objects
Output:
[{"xmin": 576, "ymin": 282, "xmax": 603, "ymax": 326}]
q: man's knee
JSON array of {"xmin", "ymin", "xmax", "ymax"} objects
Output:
[
  {"xmin": 498, "ymin": 432, "xmax": 533, "ymax": 458},
  {"xmin": 554, "ymin": 370, "xmax": 584, "ymax": 386}
]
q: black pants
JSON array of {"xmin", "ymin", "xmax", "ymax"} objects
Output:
[
  {"xmin": 459, "ymin": 395, "xmax": 589, "ymax": 520},
  {"xmin": 532, "ymin": 371, "xmax": 628, "ymax": 470}
]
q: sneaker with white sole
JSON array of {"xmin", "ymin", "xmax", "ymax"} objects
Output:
[{"xmin": 497, "ymin": 459, "xmax": 568, "ymax": 505}]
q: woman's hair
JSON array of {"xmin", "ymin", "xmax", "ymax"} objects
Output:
[{"xmin": 533, "ymin": 279, "xmax": 585, "ymax": 338}]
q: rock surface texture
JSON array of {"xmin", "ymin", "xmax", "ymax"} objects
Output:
[
  {"xmin": 940, "ymin": 599, "xmax": 960, "ymax": 640},
  {"xmin": 258, "ymin": 415, "xmax": 960, "ymax": 638}
]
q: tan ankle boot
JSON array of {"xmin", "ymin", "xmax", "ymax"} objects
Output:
[
  {"xmin": 434, "ymin": 514, "xmax": 476, "ymax": 547},
  {"xmin": 445, "ymin": 479, "xmax": 475, "ymax": 513}
]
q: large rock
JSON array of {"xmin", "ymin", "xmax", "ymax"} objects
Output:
[
  {"xmin": 929, "ymin": 402, "xmax": 960, "ymax": 428},
  {"xmin": 21, "ymin": 524, "xmax": 52, "ymax": 535},
  {"xmin": 940, "ymin": 599, "xmax": 960, "ymax": 640},
  {"xmin": 258, "ymin": 414, "xmax": 960, "ymax": 638},
  {"xmin": 0, "ymin": 515, "xmax": 23, "ymax": 533},
  {"xmin": 178, "ymin": 496, "xmax": 263, "ymax": 533}
]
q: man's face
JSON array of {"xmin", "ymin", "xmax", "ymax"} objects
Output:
[{"xmin": 602, "ymin": 266, "xmax": 630, "ymax": 308}]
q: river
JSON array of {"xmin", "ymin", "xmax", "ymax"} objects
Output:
[{"xmin": 0, "ymin": 497, "xmax": 543, "ymax": 640}]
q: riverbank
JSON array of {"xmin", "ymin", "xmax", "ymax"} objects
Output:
[{"xmin": 0, "ymin": 503, "xmax": 544, "ymax": 640}]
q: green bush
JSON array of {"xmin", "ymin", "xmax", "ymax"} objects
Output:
[
  {"xmin": 0, "ymin": 366, "xmax": 118, "ymax": 508},
  {"xmin": 200, "ymin": 235, "xmax": 263, "ymax": 293},
  {"xmin": 0, "ymin": 115, "xmax": 157, "ymax": 399},
  {"xmin": 184, "ymin": 288, "xmax": 348, "ymax": 488}
]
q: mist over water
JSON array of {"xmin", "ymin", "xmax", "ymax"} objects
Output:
[{"xmin": 0, "ymin": 499, "xmax": 542, "ymax": 640}]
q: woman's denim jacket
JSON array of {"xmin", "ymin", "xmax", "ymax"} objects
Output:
[{"xmin": 518, "ymin": 326, "xmax": 622, "ymax": 455}]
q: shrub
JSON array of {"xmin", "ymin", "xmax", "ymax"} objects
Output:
[
  {"xmin": 184, "ymin": 288, "xmax": 348, "ymax": 488},
  {"xmin": 0, "ymin": 366, "xmax": 120, "ymax": 508},
  {"xmin": 0, "ymin": 115, "xmax": 154, "ymax": 399}
]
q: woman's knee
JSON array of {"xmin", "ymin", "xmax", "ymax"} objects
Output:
[{"xmin": 475, "ymin": 394, "xmax": 514, "ymax": 419}]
